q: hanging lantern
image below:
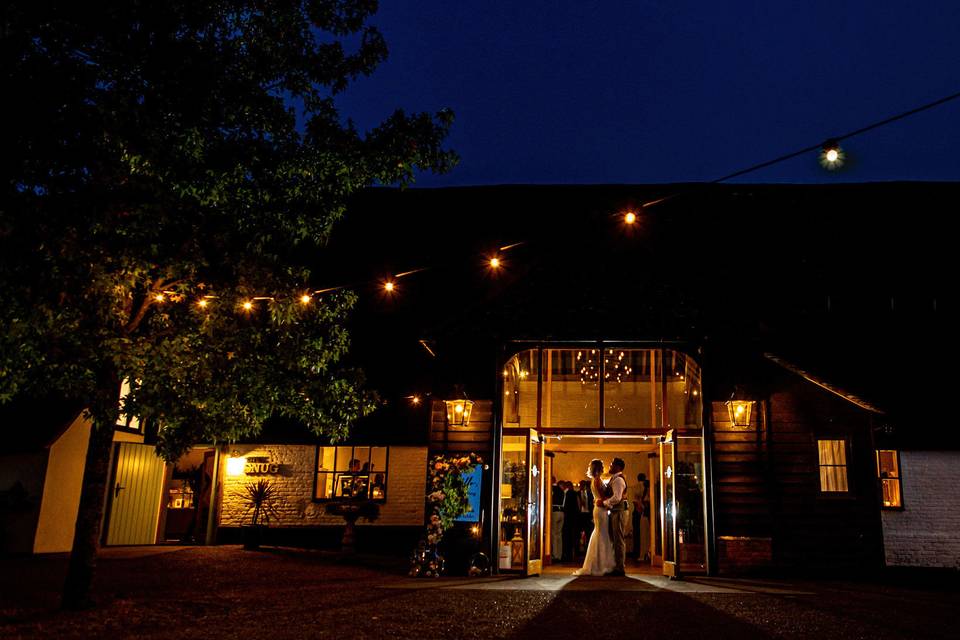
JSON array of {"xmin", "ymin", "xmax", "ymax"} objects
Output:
[
  {"xmin": 444, "ymin": 398, "xmax": 475, "ymax": 427},
  {"xmin": 725, "ymin": 387, "xmax": 754, "ymax": 428}
]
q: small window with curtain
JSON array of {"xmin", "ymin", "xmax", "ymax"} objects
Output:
[
  {"xmin": 817, "ymin": 439, "xmax": 849, "ymax": 493},
  {"xmin": 876, "ymin": 450, "xmax": 903, "ymax": 508},
  {"xmin": 315, "ymin": 446, "xmax": 389, "ymax": 502}
]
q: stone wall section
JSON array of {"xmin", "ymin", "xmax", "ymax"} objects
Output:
[
  {"xmin": 881, "ymin": 451, "xmax": 960, "ymax": 569},
  {"xmin": 219, "ymin": 445, "xmax": 427, "ymax": 528}
]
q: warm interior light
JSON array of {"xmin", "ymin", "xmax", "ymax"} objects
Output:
[
  {"xmin": 455, "ymin": 403, "xmax": 464, "ymax": 414},
  {"xmin": 197, "ymin": 299, "xmax": 208, "ymax": 308},
  {"xmin": 242, "ymin": 300, "xmax": 253, "ymax": 311},
  {"xmin": 154, "ymin": 293, "xmax": 165, "ymax": 303},
  {"xmin": 410, "ymin": 395, "xmax": 421, "ymax": 405},
  {"xmin": 624, "ymin": 211, "xmax": 637, "ymax": 224},
  {"xmin": 489, "ymin": 257, "xmax": 500, "ymax": 268},
  {"xmin": 384, "ymin": 281, "xmax": 395, "ymax": 292},
  {"xmin": 300, "ymin": 294, "xmax": 311, "ymax": 304}
]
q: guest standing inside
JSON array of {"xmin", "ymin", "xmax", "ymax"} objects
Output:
[
  {"xmin": 577, "ymin": 479, "xmax": 593, "ymax": 556},
  {"xmin": 550, "ymin": 477, "xmax": 564, "ymax": 562},
  {"xmin": 561, "ymin": 481, "xmax": 580, "ymax": 562},
  {"xmin": 631, "ymin": 472, "xmax": 651, "ymax": 561}
]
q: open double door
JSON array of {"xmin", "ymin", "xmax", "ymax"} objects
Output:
[{"xmin": 515, "ymin": 428, "xmax": 701, "ymax": 578}]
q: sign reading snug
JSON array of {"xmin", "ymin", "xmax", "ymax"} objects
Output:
[{"xmin": 244, "ymin": 456, "xmax": 282, "ymax": 475}]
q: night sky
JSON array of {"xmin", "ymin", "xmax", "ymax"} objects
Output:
[{"xmin": 336, "ymin": 2, "xmax": 960, "ymax": 186}]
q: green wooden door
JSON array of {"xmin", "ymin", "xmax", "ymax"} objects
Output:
[{"xmin": 105, "ymin": 443, "xmax": 166, "ymax": 545}]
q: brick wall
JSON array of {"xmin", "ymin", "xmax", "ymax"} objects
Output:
[
  {"xmin": 218, "ymin": 445, "xmax": 427, "ymax": 528},
  {"xmin": 717, "ymin": 536, "xmax": 773, "ymax": 573},
  {"xmin": 881, "ymin": 451, "xmax": 960, "ymax": 569}
]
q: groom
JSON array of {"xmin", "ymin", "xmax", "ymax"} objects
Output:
[{"xmin": 601, "ymin": 458, "xmax": 627, "ymax": 576}]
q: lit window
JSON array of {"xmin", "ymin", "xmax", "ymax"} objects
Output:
[
  {"xmin": 817, "ymin": 439, "xmax": 849, "ymax": 493},
  {"xmin": 315, "ymin": 446, "xmax": 388, "ymax": 502},
  {"xmin": 876, "ymin": 450, "xmax": 903, "ymax": 508},
  {"xmin": 116, "ymin": 378, "xmax": 143, "ymax": 434}
]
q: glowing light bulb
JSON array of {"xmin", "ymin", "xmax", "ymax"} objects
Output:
[
  {"xmin": 624, "ymin": 211, "xmax": 637, "ymax": 224},
  {"xmin": 384, "ymin": 281, "xmax": 395, "ymax": 293},
  {"xmin": 411, "ymin": 395, "xmax": 421, "ymax": 405},
  {"xmin": 242, "ymin": 301, "xmax": 253, "ymax": 311},
  {"xmin": 300, "ymin": 294, "xmax": 311, "ymax": 304},
  {"xmin": 154, "ymin": 293, "xmax": 165, "ymax": 303},
  {"xmin": 197, "ymin": 299, "xmax": 208, "ymax": 308},
  {"xmin": 825, "ymin": 148, "xmax": 839, "ymax": 163},
  {"xmin": 489, "ymin": 257, "xmax": 500, "ymax": 268}
]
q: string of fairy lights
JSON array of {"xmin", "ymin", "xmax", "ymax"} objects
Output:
[{"xmin": 146, "ymin": 89, "xmax": 960, "ymax": 324}]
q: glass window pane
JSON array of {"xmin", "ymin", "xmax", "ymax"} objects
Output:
[
  {"xmin": 499, "ymin": 435, "xmax": 527, "ymax": 569},
  {"xmin": 316, "ymin": 473, "xmax": 333, "ymax": 499},
  {"xmin": 605, "ymin": 349, "xmax": 661, "ymax": 428},
  {"xmin": 502, "ymin": 350, "xmax": 539, "ymax": 428},
  {"xmin": 878, "ymin": 450, "xmax": 899, "ymax": 477},
  {"xmin": 542, "ymin": 348, "xmax": 599, "ymax": 428},
  {"xmin": 354, "ymin": 447, "xmax": 371, "ymax": 473},
  {"xmin": 318, "ymin": 447, "xmax": 335, "ymax": 471},
  {"xmin": 677, "ymin": 436, "xmax": 706, "ymax": 571},
  {"xmin": 817, "ymin": 440, "xmax": 848, "ymax": 492},
  {"xmin": 370, "ymin": 447, "xmax": 387, "ymax": 474},
  {"xmin": 663, "ymin": 350, "xmax": 703, "ymax": 430},
  {"xmin": 370, "ymin": 473, "xmax": 386, "ymax": 500},
  {"xmin": 335, "ymin": 447, "xmax": 354, "ymax": 472},
  {"xmin": 881, "ymin": 478, "xmax": 901, "ymax": 507}
]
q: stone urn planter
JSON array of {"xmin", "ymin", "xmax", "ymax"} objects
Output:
[{"xmin": 324, "ymin": 499, "xmax": 380, "ymax": 555}]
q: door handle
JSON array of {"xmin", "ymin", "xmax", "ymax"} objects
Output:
[{"xmin": 114, "ymin": 482, "xmax": 125, "ymax": 498}]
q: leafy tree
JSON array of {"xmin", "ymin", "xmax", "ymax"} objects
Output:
[{"xmin": 0, "ymin": 0, "xmax": 455, "ymax": 608}]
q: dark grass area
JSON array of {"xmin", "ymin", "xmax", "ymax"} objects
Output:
[{"xmin": 1, "ymin": 546, "xmax": 958, "ymax": 639}]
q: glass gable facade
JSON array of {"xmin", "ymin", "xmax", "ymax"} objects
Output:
[{"xmin": 502, "ymin": 346, "xmax": 702, "ymax": 430}]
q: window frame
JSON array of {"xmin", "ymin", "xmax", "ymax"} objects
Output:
[
  {"xmin": 816, "ymin": 438, "xmax": 851, "ymax": 495},
  {"xmin": 312, "ymin": 446, "xmax": 389, "ymax": 503},
  {"xmin": 876, "ymin": 449, "xmax": 904, "ymax": 510}
]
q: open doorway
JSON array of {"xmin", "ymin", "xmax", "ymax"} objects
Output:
[
  {"xmin": 543, "ymin": 435, "xmax": 658, "ymax": 575},
  {"xmin": 157, "ymin": 447, "xmax": 217, "ymax": 544},
  {"xmin": 497, "ymin": 431, "xmax": 708, "ymax": 577}
]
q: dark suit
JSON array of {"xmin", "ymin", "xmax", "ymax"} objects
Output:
[
  {"xmin": 578, "ymin": 487, "xmax": 594, "ymax": 552},
  {"xmin": 561, "ymin": 488, "xmax": 580, "ymax": 562}
]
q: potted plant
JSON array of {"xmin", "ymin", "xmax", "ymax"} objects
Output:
[
  {"xmin": 237, "ymin": 479, "xmax": 281, "ymax": 550},
  {"xmin": 324, "ymin": 499, "xmax": 380, "ymax": 555}
]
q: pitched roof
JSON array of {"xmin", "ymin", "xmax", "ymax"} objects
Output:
[{"xmin": 764, "ymin": 353, "xmax": 885, "ymax": 414}]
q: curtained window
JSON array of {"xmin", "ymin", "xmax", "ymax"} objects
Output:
[{"xmin": 817, "ymin": 439, "xmax": 849, "ymax": 493}]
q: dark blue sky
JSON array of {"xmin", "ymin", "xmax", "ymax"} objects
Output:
[{"xmin": 335, "ymin": 2, "xmax": 960, "ymax": 186}]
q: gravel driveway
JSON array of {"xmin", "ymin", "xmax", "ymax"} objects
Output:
[{"xmin": 1, "ymin": 546, "xmax": 957, "ymax": 639}]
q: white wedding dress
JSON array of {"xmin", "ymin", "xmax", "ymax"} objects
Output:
[{"xmin": 574, "ymin": 484, "xmax": 616, "ymax": 576}]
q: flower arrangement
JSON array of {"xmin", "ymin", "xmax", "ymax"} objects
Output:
[
  {"xmin": 409, "ymin": 452, "xmax": 482, "ymax": 577},
  {"xmin": 426, "ymin": 452, "xmax": 482, "ymax": 537}
]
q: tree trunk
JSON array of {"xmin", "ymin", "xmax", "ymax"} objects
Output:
[{"xmin": 61, "ymin": 415, "xmax": 116, "ymax": 609}]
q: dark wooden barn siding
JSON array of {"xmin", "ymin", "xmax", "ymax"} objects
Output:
[
  {"xmin": 711, "ymin": 367, "xmax": 884, "ymax": 571},
  {"xmin": 429, "ymin": 400, "xmax": 493, "ymax": 456}
]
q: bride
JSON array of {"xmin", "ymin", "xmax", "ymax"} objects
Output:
[{"xmin": 574, "ymin": 459, "xmax": 616, "ymax": 576}]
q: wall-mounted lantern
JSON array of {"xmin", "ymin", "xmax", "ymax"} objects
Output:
[
  {"xmin": 725, "ymin": 387, "xmax": 755, "ymax": 428},
  {"xmin": 444, "ymin": 398, "xmax": 475, "ymax": 427},
  {"xmin": 226, "ymin": 451, "xmax": 246, "ymax": 476}
]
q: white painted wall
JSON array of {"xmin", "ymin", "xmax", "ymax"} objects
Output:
[
  {"xmin": 881, "ymin": 451, "xmax": 960, "ymax": 569},
  {"xmin": 33, "ymin": 414, "xmax": 91, "ymax": 553}
]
